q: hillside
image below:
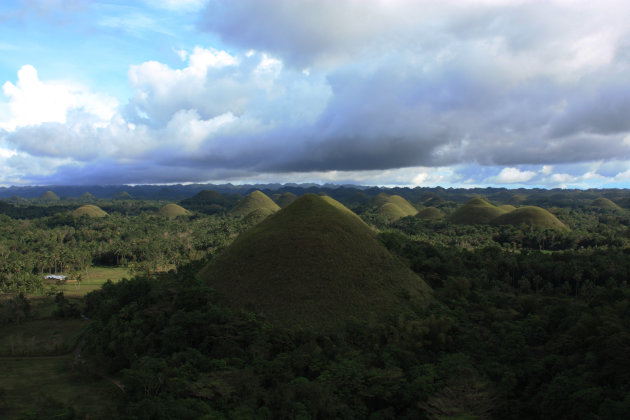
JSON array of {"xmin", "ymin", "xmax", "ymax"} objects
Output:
[
  {"xmin": 272, "ymin": 192, "xmax": 298, "ymax": 208},
  {"xmin": 199, "ymin": 194, "xmax": 430, "ymax": 330},
  {"xmin": 372, "ymin": 193, "xmax": 418, "ymax": 216},
  {"xmin": 39, "ymin": 191, "xmax": 59, "ymax": 201},
  {"xmin": 72, "ymin": 205, "xmax": 107, "ymax": 218},
  {"xmin": 591, "ymin": 197, "xmax": 622, "ymax": 210},
  {"xmin": 448, "ymin": 197, "xmax": 505, "ymax": 225},
  {"xmin": 377, "ymin": 202, "xmax": 409, "ymax": 221},
  {"xmin": 228, "ymin": 190, "xmax": 280, "ymax": 217},
  {"xmin": 157, "ymin": 203, "xmax": 189, "ymax": 218},
  {"xmin": 492, "ymin": 206, "xmax": 568, "ymax": 230},
  {"xmin": 416, "ymin": 207, "xmax": 445, "ymax": 220}
]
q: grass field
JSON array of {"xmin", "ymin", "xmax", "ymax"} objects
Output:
[
  {"xmin": 57, "ymin": 266, "xmax": 129, "ymax": 297},
  {"xmin": 1, "ymin": 356, "xmax": 119, "ymax": 418}
]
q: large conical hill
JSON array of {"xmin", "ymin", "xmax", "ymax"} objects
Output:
[
  {"xmin": 492, "ymin": 206, "xmax": 568, "ymax": 230},
  {"xmin": 199, "ymin": 194, "xmax": 430, "ymax": 331},
  {"xmin": 158, "ymin": 203, "xmax": 189, "ymax": 218},
  {"xmin": 372, "ymin": 193, "xmax": 418, "ymax": 216},
  {"xmin": 72, "ymin": 205, "xmax": 107, "ymax": 218},
  {"xmin": 40, "ymin": 190, "xmax": 60, "ymax": 201},
  {"xmin": 377, "ymin": 202, "xmax": 409, "ymax": 222},
  {"xmin": 228, "ymin": 190, "xmax": 280, "ymax": 217},
  {"xmin": 448, "ymin": 197, "xmax": 505, "ymax": 225}
]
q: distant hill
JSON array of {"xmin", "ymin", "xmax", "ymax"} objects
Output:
[
  {"xmin": 272, "ymin": 192, "xmax": 298, "ymax": 208},
  {"xmin": 228, "ymin": 190, "xmax": 280, "ymax": 217},
  {"xmin": 79, "ymin": 192, "xmax": 96, "ymax": 202},
  {"xmin": 372, "ymin": 193, "xmax": 418, "ymax": 216},
  {"xmin": 113, "ymin": 191, "xmax": 133, "ymax": 200},
  {"xmin": 376, "ymin": 202, "xmax": 409, "ymax": 222},
  {"xmin": 416, "ymin": 207, "xmax": 445, "ymax": 220},
  {"xmin": 492, "ymin": 206, "xmax": 568, "ymax": 230},
  {"xmin": 498, "ymin": 204, "xmax": 517, "ymax": 212},
  {"xmin": 591, "ymin": 197, "xmax": 622, "ymax": 210},
  {"xmin": 449, "ymin": 197, "xmax": 505, "ymax": 225},
  {"xmin": 72, "ymin": 205, "xmax": 107, "ymax": 218},
  {"xmin": 39, "ymin": 191, "xmax": 60, "ymax": 201},
  {"xmin": 157, "ymin": 203, "xmax": 189, "ymax": 218},
  {"xmin": 199, "ymin": 194, "xmax": 431, "ymax": 331}
]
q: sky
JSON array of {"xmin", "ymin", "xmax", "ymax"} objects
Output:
[{"xmin": 2, "ymin": 0, "xmax": 630, "ymax": 188}]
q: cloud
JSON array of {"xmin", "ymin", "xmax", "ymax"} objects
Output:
[{"xmin": 487, "ymin": 167, "xmax": 537, "ymax": 184}]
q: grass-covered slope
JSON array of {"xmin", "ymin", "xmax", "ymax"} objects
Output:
[
  {"xmin": 498, "ymin": 204, "xmax": 517, "ymax": 212},
  {"xmin": 273, "ymin": 192, "xmax": 298, "ymax": 208},
  {"xmin": 416, "ymin": 207, "xmax": 445, "ymax": 220},
  {"xmin": 372, "ymin": 193, "xmax": 418, "ymax": 216},
  {"xmin": 591, "ymin": 197, "xmax": 622, "ymax": 210},
  {"xmin": 39, "ymin": 191, "xmax": 60, "ymax": 201},
  {"xmin": 448, "ymin": 197, "xmax": 505, "ymax": 225},
  {"xmin": 72, "ymin": 205, "xmax": 107, "ymax": 218},
  {"xmin": 228, "ymin": 190, "xmax": 281, "ymax": 217},
  {"xmin": 377, "ymin": 202, "xmax": 409, "ymax": 221},
  {"xmin": 157, "ymin": 203, "xmax": 189, "ymax": 218},
  {"xmin": 492, "ymin": 206, "xmax": 568, "ymax": 230},
  {"xmin": 199, "ymin": 194, "xmax": 430, "ymax": 330}
]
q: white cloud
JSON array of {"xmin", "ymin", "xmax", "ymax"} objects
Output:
[
  {"xmin": 0, "ymin": 65, "xmax": 117, "ymax": 132},
  {"xmin": 487, "ymin": 167, "xmax": 536, "ymax": 183}
]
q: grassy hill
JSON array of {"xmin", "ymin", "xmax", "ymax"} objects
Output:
[
  {"xmin": 492, "ymin": 206, "xmax": 568, "ymax": 230},
  {"xmin": 416, "ymin": 207, "xmax": 445, "ymax": 220},
  {"xmin": 591, "ymin": 197, "xmax": 622, "ymax": 210},
  {"xmin": 199, "ymin": 194, "xmax": 430, "ymax": 331},
  {"xmin": 372, "ymin": 193, "xmax": 418, "ymax": 216},
  {"xmin": 39, "ymin": 191, "xmax": 59, "ymax": 201},
  {"xmin": 377, "ymin": 202, "xmax": 409, "ymax": 222},
  {"xmin": 157, "ymin": 203, "xmax": 189, "ymax": 218},
  {"xmin": 273, "ymin": 192, "xmax": 298, "ymax": 208},
  {"xmin": 228, "ymin": 190, "xmax": 280, "ymax": 217},
  {"xmin": 72, "ymin": 205, "xmax": 107, "ymax": 218},
  {"xmin": 448, "ymin": 197, "xmax": 505, "ymax": 225},
  {"xmin": 498, "ymin": 204, "xmax": 517, "ymax": 212}
]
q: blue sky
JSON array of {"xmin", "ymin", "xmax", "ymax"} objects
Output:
[{"xmin": 2, "ymin": 0, "xmax": 630, "ymax": 188}]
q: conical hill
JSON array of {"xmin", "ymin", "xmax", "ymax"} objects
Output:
[
  {"xmin": 273, "ymin": 192, "xmax": 298, "ymax": 208},
  {"xmin": 416, "ymin": 207, "xmax": 445, "ymax": 220},
  {"xmin": 449, "ymin": 197, "xmax": 505, "ymax": 225},
  {"xmin": 492, "ymin": 206, "xmax": 568, "ymax": 230},
  {"xmin": 498, "ymin": 204, "xmax": 517, "ymax": 212},
  {"xmin": 72, "ymin": 205, "xmax": 107, "ymax": 218},
  {"xmin": 40, "ymin": 190, "xmax": 60, "ymax": 201},
  {"xmin": 372, "ymin": 193, "xmax": 418, "ymax": 216},
  {"xmin": 228, "ymin": 190, "xmax": 280, "ymax": 217},
  {"xmin": 591, "ymin": 197, "xmax": 622, "ymax": 210},
  {"xmin": 199, "ymin": 194, "xmax": 431, "ymax": 331},
  {"xmin": 158, "ymin": 203, "xmax": 189, "ymax": 218},
  {"xmin": 377, "ymin": 202, "xmax": 409, "ymax": 221}
]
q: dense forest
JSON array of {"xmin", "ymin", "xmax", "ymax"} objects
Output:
[{"xmin": 2, "ymin": 185, "xmax": 630, "ymax": 419}]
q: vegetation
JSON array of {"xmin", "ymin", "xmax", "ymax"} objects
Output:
[
  {"xmin": 1, "ymin": 185, "xmax": 630, "ymax": 418},
  {"xmin": 273, "ymin": 191, "xmax": 298, "ymax": 207},
  {"xmin": 592, "ymin": 197, "xmax": 622, "ymax": 210},
  {"xmin": 373, "ymin": 193, "xmax": 418, "ymax": 216},
  {"xmin": 416, "ymin": 207, "xmax": 445, "ymax": 220}
]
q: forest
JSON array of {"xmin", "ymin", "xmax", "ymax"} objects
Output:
[{"xmin": 1, "ymin": 185, "xmax": 630, "ymax": 419}]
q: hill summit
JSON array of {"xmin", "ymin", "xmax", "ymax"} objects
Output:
[
  {"xmin": 158, "ymin": 203, "xmax": 189, "ymax": 218},
  {"xmin": 448, "ymin": 197, "xmax": 506, "ymax": 225},
  {"xmin": 492, "ymin": 206, "xmax": 568, "ymax": 230},
  {"xmin": 199, "ymin": 194, "xmax": 430, "ymax": 331},
  {"xmin": 72, "ymin": 205, "xmax": 107, "ymax": 218},
  {"xmin": 228, "ymin": 190, "xmax": 281, "ymax": 217}
]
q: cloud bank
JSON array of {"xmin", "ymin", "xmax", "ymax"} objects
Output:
[{"xmin": 2, "ymin": 0, "xmax": 630, "ymax": 187}]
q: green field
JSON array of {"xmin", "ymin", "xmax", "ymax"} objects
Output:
[{"xmin": 57, "ymin": 266, "xmax": 129, "ymax": 297}]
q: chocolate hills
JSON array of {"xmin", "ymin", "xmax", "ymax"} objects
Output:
[
  {"xmin": 199, "ymin": 194, "xmax": 431, "ymax": 331},
  {"xmin": 591, "ymin": 197, "xmax": 622, "ymax": 210},
  {"xmin": 39, "ymin": 190, "xmax": 60, "ymax": 201},
  {"xmin": 416, "ymin": 207, "xmax": 445, "ymax": 220},
  {"xmin": 372, "ymin": 193, "xmax": 418, "ymax": 216},
  {"xmin": 272, "ymin": 192, "xmax": 298, "ymax": 208},
  {"xmin": 72, "ymin": 205, "xmax": 107, "ymax": 218},
  {"xmin": 492, "ymin": 206, "xmax": 568, "ymax": 230},
  {"xmin": 157, "ymin": 203, "xmax": 189, "ymax": 218},
  {"xmin": 228, "ymin": 190, "xmax": 281, "ymax": 217},
  {"xmin": 449, "ymin": 197, "xmax": 505, "ymax": 225}
]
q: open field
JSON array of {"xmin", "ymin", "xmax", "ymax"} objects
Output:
[
  {"xmin": 57, "ymin": 266, "xmax": 129, "ymax": 297},
  {"xmin": 1, "ymin": 356, "xmax": 119, "ymax": 419}
]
